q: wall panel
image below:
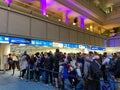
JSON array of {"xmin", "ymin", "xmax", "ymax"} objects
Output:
[
  {"xmin": 77, "ymin": 32, "xmax": 84, "ymax": 44},
  {"xmin": 31, "ymin": 18, "xmax": 47, "ymax": 39},
  {"xmin": 47, "ymin": 23, "xmax": 59, "ymax": 41},
  {"xmin": 115, "ymin": 39, "xmax": 120, "ymax": 47},
  {"xmin": 8, "ymin": 12, "xmax": 30, "ymax": 36},
  {"xmin": 84, "ymin": 34, "xmax": 90, "ymax": 45},
  {"xmin": 0, "ymin": 9, "xmax": 7, "ymax": 33},
  {"xmin": 89, "ymin": 36, "xmax": 95, "ymax": 45},
  {"xmin": 70, "ymin": 30, "xmax": 77, "ymax": 43},
  {"xmin": 60, "ymin": 27, "xmax": 69, "ymax": 42},
  {"xmin": 96, "ymin": 37, "xmax": 100, "ymax": 46}
]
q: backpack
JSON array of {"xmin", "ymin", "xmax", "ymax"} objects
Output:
[
  {"xmin": 102, "ymin": 82, "xmax": 110, "ymax": 90},
  {"xmin": 89, "ymin": 60, "xmax": 102, "ymax": 79},
  {"xmin": 62, "ymin": 64, "xmax": 68, "ymax": 79},
  {"xmin": 108, "ymin": 58, "xmax": 115, "ymax": 72}
]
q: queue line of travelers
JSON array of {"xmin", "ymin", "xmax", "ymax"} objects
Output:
[{"xmin": 7, "ymin": 49, "xmax": 120, "ymax": 90}]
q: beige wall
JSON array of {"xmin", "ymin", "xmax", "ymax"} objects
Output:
[
  {"xmin": 31, "ymin": 18, "xmax": 47, "ymax": 39},
  {"xmin": 0, "ymin": 9, "xmax": 8, "ymax": 34},
  {"xmin": 8, "ymin": 12, "xmax": 30, "ymax": 36},
  {"xmin": 0, "ymin": 8, "xmax": 104, "ymax": 46}
]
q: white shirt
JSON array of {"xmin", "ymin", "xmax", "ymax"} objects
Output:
[
  {"xmin": 13, "ymin": 56, "xmax": 18, "ymax": 61},
  {"xmin": 70, "ymin": 60, "xmax": 76, "ymax": 68},
  {"xmin": 76, "ymin": 68, "xmax": 82, "ymax": 77},
  {"xmin": 102, "ymin": 57, "xmax": 110, "ymax": 65},
  {"xmin": 102, "ymin": 57, "xmax": 110, "ymax": 68}
]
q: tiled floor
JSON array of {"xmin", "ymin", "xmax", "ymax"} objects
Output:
[{"xmin": 0, "ymin": 70, "xmax": 56, "ymax": 90}]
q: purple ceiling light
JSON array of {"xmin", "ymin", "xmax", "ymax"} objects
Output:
[
  {"xmin": 64, "ymin": 10, "xmax": 72, "ymax": 24},
  {"xmin": 46, "ymin": 0, "xmax": 54, "ymax": 6},
  {"xmin": 80, "ymin": 17, "xmax": 85, "ymax": 29},
  {"xmin": 40, "ymin": 0, "xmax": 46, "ymax": 15},
  {"xmin": 25, "ymin": 0, "xmax": 34, "ymax": 3},
  {"xmin": 5, "ymin": 0, "xmax": 12, "ymax": 5}
]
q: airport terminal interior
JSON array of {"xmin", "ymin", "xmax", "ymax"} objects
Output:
[{"xmin": 0, "ymin": 0, "xmax": 120, "ymax": 90}]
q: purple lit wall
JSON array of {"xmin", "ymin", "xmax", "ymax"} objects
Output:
[
  {"xmin": 80, "ymin": 17, "xmax": 85, "ymax": 29},
  {"xmin": 65, "ymin": 11, "xmax": 69, "ymax": 24},
  {"xmin": 40, "ymin": 0, "xmax": 46, "ymax": 15},
  {"xmin": 5, "ymin": 0, "xmax": 12, "ymax": 5},
  {"xmin": 46, "ymin": 0, "xmax": 54, "ymax": 6},
  {"xmin": 64, "ymin": 10, "xmax": 71, "ymax": 24},
  {"xmin": 108, "ymin": 36, "xmax": 120, "ymax": 47}
]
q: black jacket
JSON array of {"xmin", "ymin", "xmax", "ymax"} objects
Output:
[{"xmin": 114, "ymin": 58, "xmax": 120, "ymax": 78}]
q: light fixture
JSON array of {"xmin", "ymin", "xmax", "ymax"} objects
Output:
[
  {"xmin": 46, "ymin": 14, "xmax": 49, "ymax": 17},
  {"xmin": 58, "ymin": 19, "xmax": 61, "ymax": 21},
  {"xmin": 90, "ymin": 25, "xmax": 93, "ymax": 29},
  {"xmin": 19, "ymin": 44, "xmax": 26, "ymax": 46},
  {"xmin": 73, "ymin": 23, "xmax": 76, "ymax": 25},
  {"xmin": 86, "ymin": 28, "xmax": 89, "ymax": 30}
]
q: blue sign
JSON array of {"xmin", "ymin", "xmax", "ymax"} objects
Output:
[
  {"xmin": 63, "ymin": 43, "xmax": 68, "ymax": 48},
  {"xmin": 9, "ymin": 37, "xmax": 30, "ymax": 44},
  {"xmin": 63, "ymin": 43, "xmax": 79, "ymax": 48},
  {"xmin": 30, "ymin": 40, "xmax": 53, "ymax": 47},
  {"xmin": 91, "ymin": 46, "xmax": 106, "ymax": 51},
  {"xmin": 0, "ymin": 36, "xmax": 9, "ymax": 43}
]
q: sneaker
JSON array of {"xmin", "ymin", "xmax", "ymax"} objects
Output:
[
  {"xmin": 20, "ymin": 77, "xmax": 23, "ymax": 80},
  {"xmin": 45, "ymin": 84, "xmax": 49, "ymax": 86}
]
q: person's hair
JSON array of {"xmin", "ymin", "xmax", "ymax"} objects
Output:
[
  {"xmin": 72, "ymin": 54, "xmax": 76, "ymax": 60},
  {"xmin": 75, "ymin": 62, "xmax": 79, "ymax": 66},
  {"xmin": 9, "ymin": 53, "xmax": 11, "ymax": 56},
  {"xmin": 56, "ymin": 48, "xmax": 59, "ymax": 53},
  {"xmin": 35, "ymin": 52, "xmax": 39, "ymax": 56},
  {"xmin": 117, "ymin": 52, "xmax": 120, "ymax": 54},
  {"xmin": 89, "ymin": 51, "xmax": 93, "ymax": 54}
]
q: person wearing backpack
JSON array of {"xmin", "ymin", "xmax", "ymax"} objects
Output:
[
  {"xmin": 53, "ymin": 49, "xmax": 62, "ymax": 88},
  {"xmin": 44, "ymin": 52, "xmax": 53, "ymax": 85},
  {"xmin": 59, "ymin": 59, "xmax": 68, "ymax": 90},
  {"xmin": 34, "ymin": 52, "xmax": 41, "ymax": 82},
  {"xmin": 87, "ymin": 55, "xmax": 102, "ymax": 90},
  {"xmin": 68, "ymin": 65, "xmax": 79, "ymax": 89},
  {"xmin": 102, "ymin": 52, "xmax": 111, "ymax": 82},
  {"xmin": 75, "ymin": 62, "xmax": 84, "ymax": 90},
  {"xmin": 113, "ymin": 52, "xmax": 120, "ymax": 90}
]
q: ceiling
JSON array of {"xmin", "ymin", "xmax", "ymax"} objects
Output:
[
  {"xmin": 13, "ymin": 0, "xmax": 94, "ymax": 24},
  {"xmin": 13, "ymin": 0, "xmax": 120, "ymax": 33}
]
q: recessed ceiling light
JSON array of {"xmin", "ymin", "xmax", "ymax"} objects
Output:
[
  {"xmin": 73, "ymin": 23, "xmax": 76, "ymax": 25},
  {"xmin": 58, "ymin": 19, "xmax": 61, "ymax": 21},
  {"xmin": 46, "ymin": 15, "xmax": 49, "ymax": 17}
]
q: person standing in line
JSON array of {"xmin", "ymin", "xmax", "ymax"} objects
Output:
[
  {"xmin": 11, "ymin": 53, "xmax": 19, "ymax": 76},
  {"xmin": 113, "ymin": 52, "xmax": 120, "ymax": 90},
  {"xmin": 53, "ymin": 49, "xmax": 62, "ymax": 89},
  {"xmin": 44, "ymin": 52, "xmax": 53, "ymax": 85},
  {"xmin": 8, "ymin": 54, "xmax": 13, "ymax": 70},
  {"xmin": 70, "ymin": 54, "xmax": 77, "ymax": 68},
  {"xmin": 34, "ymin": 52, "xmax": 41, "ymax": 82},
  {"xmin": 19, "ymin": 52, "xmax": 28, "ymax": 80}
]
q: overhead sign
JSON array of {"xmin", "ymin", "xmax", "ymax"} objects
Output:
[
  {"xmin": 30, "ymin": 40, "xmax": 53, "ymax": 47},
  {"xmin": 63, "ymin": 43, "xmax": 79, "ymax": 48},
  {"xmin": 0, "ymin": 36, "xmax": 9, "ymax": 43},
  {"xmin": 9, "ymin": 37, "xmax": 30, "ymax": 44},
  {"xmin": 91, "ymin": 46, "xmax": 106, "ymax": 51}
]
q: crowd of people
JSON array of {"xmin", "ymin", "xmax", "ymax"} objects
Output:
[{"xmin": 7, "ymin": 49, "xmax": 120, "ymax": 90}]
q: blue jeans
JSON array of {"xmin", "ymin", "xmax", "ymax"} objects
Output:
[{"xmin": 76, "ymin": 79, "xmax": 84, "ymax": 90}]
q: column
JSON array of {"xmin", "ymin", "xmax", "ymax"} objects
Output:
[
  {"xmin": 5, "ymin": 0, "xmax": 12, "ymax": 6},
  {"xmin": 40, "ymin": 0, "xmax": 46, "ymax": 15},
  {"xmin": 0, "ymin": 44, "xmax": 10, "ymax": 70},
  {"xmin": 80, "ymin": 17, "xmax": 85, "ymax": 29},
  {"xmin": 63, "ymin": 10, "xmax": 71, "ymax": 24}
]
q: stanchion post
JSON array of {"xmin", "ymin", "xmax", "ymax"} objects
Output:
[{"xmin": 3, "ymin": 64, "xmax": 6, "ymax": 74}]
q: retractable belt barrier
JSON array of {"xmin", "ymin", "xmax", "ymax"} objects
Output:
[{"xmin": 25, "ymin": 65, "xmax": 120, "ymax": 84}]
